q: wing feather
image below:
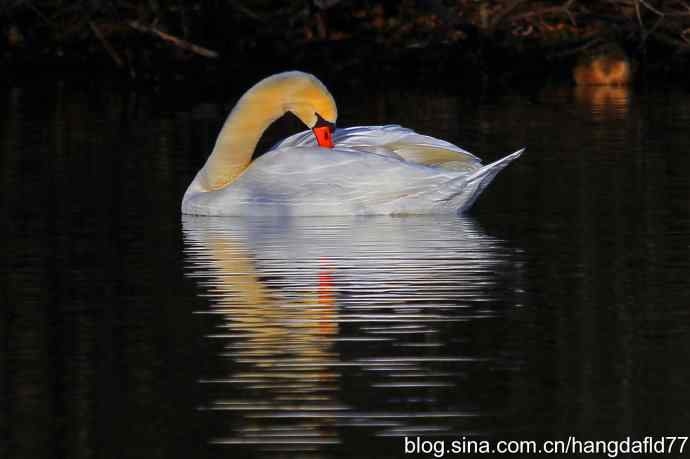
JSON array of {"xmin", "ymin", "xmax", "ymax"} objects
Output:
[{"xmin": 272, "ymin": 125, "xmax": 481, "ymax": 172}]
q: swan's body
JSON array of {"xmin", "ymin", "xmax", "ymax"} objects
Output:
[{"xmin": 182, "ymin": 71, "xmax": 522, "ymax": 216}]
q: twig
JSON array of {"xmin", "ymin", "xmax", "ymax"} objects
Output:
[
  {"xmin": 564, "ymin": 0, "xmax": 578, "ymax": 26},
  {"xmin": 511, "ymin": 6, "xmax": 569, "ymax": 20},
  {"xmin": 489, "ymin": 0, "xmax": 580, "ymax": 30},
  {"xmin": 178, "ymin": 0, "xmax": 189, "ymax": 38},
  {"xmin": 634, "ymin": 0, "xmax": 645, "ymax": 33},
  {"xmin": 128, "ymin": 21, "xmax": 219, "ymax": 58},
  {"xmin": 89, "ymin": 21, "xmax": 124, "ymax": 68},
  {"xmin": 228, "ymin": 1, "xmax": 266, "ymax": 22},
  {"xmin": 642, "ymin": 14, "xmax": 665, "ymax": 42},
  {"xmin": 682, "ymin": 28, "xmax": 690, "ymax": 43},
  {"xmin": 510, "ymin": 0, "xmax": 579, "ymax": 25},
  {"xmin": 25, "ymin": 2, "xmax": 55, "ymax": 28},
  {"xmin": 654, "ymin": 30, "xmax": 690, "ymax": 51},
  {"xmin": 490, "ymin": 0, "xmax": 529, "ymax": 30},
  {"xmin": 639, "ymin": 0, "xmax": 665, "ymax": 16}
]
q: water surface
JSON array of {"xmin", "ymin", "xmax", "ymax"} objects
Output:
[{"xmin": 2, "ymin": 80, "xmax": 689, "ymax": 458}]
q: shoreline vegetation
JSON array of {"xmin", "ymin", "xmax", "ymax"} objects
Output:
[{"xmin": 3, "ymin": 0, "xmax": 690, "ymax": 86}]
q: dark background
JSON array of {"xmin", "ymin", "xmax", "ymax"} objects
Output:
[
  {"xmin": 2, "ymin": 2, "xmax": 690, "ymax": 458},
  {"xmin": 3, "ymin": 0, "xmax": 690, "ymax": 85}
]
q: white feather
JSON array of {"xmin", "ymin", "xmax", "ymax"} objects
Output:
[{"xmin": 182, "ymin": 124, "xmax": 523, "ymax": 216}]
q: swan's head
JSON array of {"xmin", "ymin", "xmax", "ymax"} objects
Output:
[{"xmin": 250, "ymin": 71, "xmax": 337, "ymax": 148}]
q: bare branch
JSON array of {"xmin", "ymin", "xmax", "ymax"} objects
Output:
[
  {"xmin": 640, "ymin": 0, "xmax": 665, "ymax": 16},
  {"xmin": 634, "ymin": 0, "xmax": 645, "ymax": 33},
  {"xmin": 654, "ymin": 30, "xmax": 690, "ymax": 50},
  {"xmin": 89, "ymin": 21, "xmax": 124, "ymax": 68},
  {"xmin": 128, "ymin": 21, "xmax": 219, "ymax": 58},
  {"xmin": 490, "ymin": 0, "xmax": 529, "ymax": 30}
]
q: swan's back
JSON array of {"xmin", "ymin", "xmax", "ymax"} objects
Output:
[{"xmin": 274, "ymin": 125, "xmax": 482, "ymax": 173}]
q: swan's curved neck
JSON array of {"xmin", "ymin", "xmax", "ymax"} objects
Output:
[
  {"xmin": 196, "ymin": 72, "xmax": 336, "ymax": 191},
  {"xmin": 200, "ymin": 90, "xmax": 284, "ymax": 191}
]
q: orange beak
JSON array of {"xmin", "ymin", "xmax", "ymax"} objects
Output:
[{"xmin": 313, "ymin": 125, "xmax": 334, "ymax": 149}]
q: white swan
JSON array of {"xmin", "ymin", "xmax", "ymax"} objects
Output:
[{"xmin": 181, "ymin": 71, "xmax": 523, "ymax": 216}]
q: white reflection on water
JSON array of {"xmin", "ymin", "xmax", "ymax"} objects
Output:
[{"xmin": 182, "ymin": 215, "xmax": 524, "ymax": 455}]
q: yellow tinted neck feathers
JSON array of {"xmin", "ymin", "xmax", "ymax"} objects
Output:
[{"xmin": 200, "ymin": 71, "xmax": 337, "ymax": 191}]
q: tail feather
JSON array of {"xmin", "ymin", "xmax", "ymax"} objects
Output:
[
  {"xmin": 466, "ymin": 148, "xmax": 525, "ymax": 185},
  {"xmin": 440, "ymin": 148, "xmax": 524, "ymax": 212}
]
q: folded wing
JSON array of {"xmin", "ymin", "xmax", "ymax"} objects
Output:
[{"xmin": 272, "ymin": 125, "xmax": 482, "ymax": 173}]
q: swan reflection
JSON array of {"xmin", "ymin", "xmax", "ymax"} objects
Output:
[{"xmin": 182, "ymin": 215, "xmax": 523, "ymax": 456}]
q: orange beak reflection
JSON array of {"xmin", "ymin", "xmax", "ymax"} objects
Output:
[{"xmin": 313, "ymin": 125, "xmax": 334, "ymax": 149}]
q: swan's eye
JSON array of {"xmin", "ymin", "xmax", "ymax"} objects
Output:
[{"xmin": 314, "ymin": 112, "xmax": 335, "ymax": 131}]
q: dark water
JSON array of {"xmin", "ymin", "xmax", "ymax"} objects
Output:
[{"xmin": 2, "ymin": 80, "xmax": 689, "ymax": 458}]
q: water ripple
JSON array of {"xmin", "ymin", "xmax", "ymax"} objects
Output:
[{"xmin": 182, "ymin": 215, "xmax": 523, "ymax": 455}]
